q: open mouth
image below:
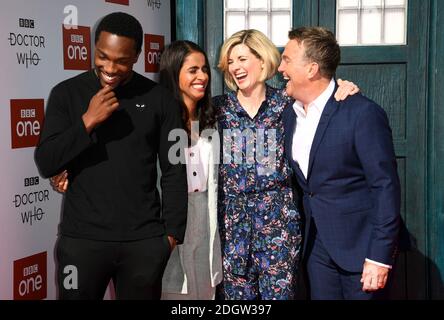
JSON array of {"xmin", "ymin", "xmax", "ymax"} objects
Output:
[
  {"xmin": 282, "ymin": 75, "xmax": 290, "ymax": 87},
  {"xmin": 191, "ymin": 83, "xmax": 206, "ymax": 91},
  {"xmin": 235, "ymin": 72, "xmax": 248, "ymax": 82},
  {"xmin": 100, "ymin": 71, "xmax": 120, "ymax": 86}
]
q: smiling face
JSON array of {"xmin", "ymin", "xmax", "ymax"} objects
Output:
[
  {"xmin": 94, "ymin": 31, "xmax": 140, "ymax": 88},
  {"xmin": 227, "ymin": 44, "xmax": 264, "ymax": 93},
  {"xmin": 178, "ymin": 51, "xmax": 209, "ymax": 108},
  {"xmin": 278, "ymin": 39, "xmax": 310, "ymax": 100}
]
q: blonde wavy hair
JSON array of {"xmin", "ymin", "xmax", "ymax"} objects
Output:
[{"xmin": 218, "ymin": 29, "xmax": 281, "ymax": 91}]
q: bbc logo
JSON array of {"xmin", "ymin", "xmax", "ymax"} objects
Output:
[
  {"xmin": 24, "ymin": 177, "xmax": 39, "ymax": 187},
  {"xmin": 19, "ymin": 18, "xmax": 35, "ymax": 29},
  {"xmin": 21, "ymin": 109, "xmax": 36, "ymax": 118},
  {"xmin": 10, "ymin": 99, "xmax": 45, "ymax": 149},
  {"xmin": 62, "ymin": 25, "xmax": 91, "ymax": 70}
]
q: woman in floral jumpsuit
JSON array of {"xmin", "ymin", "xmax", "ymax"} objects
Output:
[{"xmin": 213, "ymin": 29, "xmax": 301, "ymax": 300}]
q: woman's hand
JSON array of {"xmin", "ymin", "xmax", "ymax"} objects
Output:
[{"xmin": 334, "ymin": 78, "xmax": 360, "ymax": 101}]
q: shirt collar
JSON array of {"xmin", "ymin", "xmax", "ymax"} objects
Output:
[{"xmin": 293, "ymin": 78, "xmax": 335, "ymax": 117}]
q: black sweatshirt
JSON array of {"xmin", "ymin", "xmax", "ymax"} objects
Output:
[{"xmin": 35, "ymin": 70, "xmax": 188, "ymax": 242}]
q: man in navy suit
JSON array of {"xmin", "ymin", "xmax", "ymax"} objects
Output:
[{"xmin": 279, "ymin": 27, "xmax": 401, "ymax": 299}]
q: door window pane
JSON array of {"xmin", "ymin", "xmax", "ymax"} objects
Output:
[
  {"xmin": 226, "ymin": 0, "xmax": 245, "ymax": 9},
  {"xmin": 361, "ymin": 8, "xmax": 382, "ymax": 44},
  {"xmin": 249, "ymin": 0, "xmax": 268, "ymax": 9},
  {"xmin": 249, "ymin": 13, "xmax": 268, "ymax": 35},
  {"xmin": 338, "ymin": 0, "xmax": 359, "ymax": 6},
  {"xmin": 224, "ymin": 0, "xmax": 292, "ymax": 47},
  {"xmin": 226, "ymin": 12, "xmax": 246, "ymax": 38},
  {"xmin": 385, "ymin": 0, "xmax": 405, "ymax": 5},
  {"xmin": 384, "ymin": 9, "xmax": 406, "ymax": 44},
  {"xmin": 337, "ymin": 11, "xmax": 358, "ymax": 45},
  {"xmin": 362, "ymin": 0, "xmax": 383, "ymax": 7},
  {"xmin": 337, "ymin": 0, "xmax": 407, "ymax": 46},
  {"xmin": 272, "ymin": 0, "xmax": 291, "ymax": 8},
  {"xmin": 271, "ymin": 12, "xmax": 291, "ymax": 45}
]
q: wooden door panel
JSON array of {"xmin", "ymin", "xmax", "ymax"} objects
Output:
[{"xmin": 337, "ymin": 64, "xmax": 407, "ymax": 142}]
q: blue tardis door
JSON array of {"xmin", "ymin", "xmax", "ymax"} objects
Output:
[{"xmin": 317, "ymin": 0, "xmax": 430, "ymax": 299}]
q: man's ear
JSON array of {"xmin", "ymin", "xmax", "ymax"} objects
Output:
[
  {"xmin": 307, "ymin": 62, "xmax": 320, "ymax": 79},
  {"xmin": 134, "ymin": 52, "xmax": 141, "ymax": 64}
]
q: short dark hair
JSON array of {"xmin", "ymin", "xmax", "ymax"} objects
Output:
[
  {"xmin": 288, "ymin": 27, "xmax": 340, "ymax": 79},
  {"xmin": 159, "ymin": 40, "xmax": 216, "ymax": 134},
  {"xmin": 95, "ymin": 12, "xmax": 143, "ymax": 54}
]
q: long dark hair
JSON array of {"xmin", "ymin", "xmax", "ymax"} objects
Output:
[{"xmin": 159, "ymin": 40, "xmax": 216, "ymax": 135}]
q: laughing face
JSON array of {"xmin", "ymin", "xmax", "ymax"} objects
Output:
[
  {"xmin": 94, "ymin": 31, "xmax": 140, "ymax": 88},
  {"xmin": 179, "ymin": 51, "xmax": 209, "ymax": 108},
  {"xmin": 227, "ymin": 44, "xmax": 264, "ymax": 93},
  {"xmin": 278, "ymin": 39, "xmax": 310, "ymax": 100}
]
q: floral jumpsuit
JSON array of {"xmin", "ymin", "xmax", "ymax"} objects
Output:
[{"xmin": 213, "ymin": 86, "xmax": 302, "ymax": 300}]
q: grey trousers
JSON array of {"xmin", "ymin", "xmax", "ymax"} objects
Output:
[{"xmin": 162, "ymin": 191, "xmax": 215, "ymax": 300}]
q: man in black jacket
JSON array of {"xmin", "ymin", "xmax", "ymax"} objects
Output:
[{"xmin": 35, "ymin": 12, "xmax": 187, "ymax": 299}]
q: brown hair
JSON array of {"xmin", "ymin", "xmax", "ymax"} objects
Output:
[{"xmin": 288, "ymin": 27, "xmax": 340, "ymax": 79}]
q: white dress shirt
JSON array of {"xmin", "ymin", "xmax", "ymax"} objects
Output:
[
  {"xmin": 184, "ymin": 137, "xmax": 210, "ymax": 193},
  {"xmin": 292, "ymin": 79, "xmax": 335, "ymax": 179}
]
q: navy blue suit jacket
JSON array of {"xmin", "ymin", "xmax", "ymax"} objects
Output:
[{"xmin": 283, "ymin": 85, "xmax": 401, "ymax": 272}]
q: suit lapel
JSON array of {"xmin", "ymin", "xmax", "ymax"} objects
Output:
[
  {"xmin": 284, "ymin": 105, "xmax": 307, "ymax": 184},
  {"xmin": 283, "ymin": 106, "xmax": 296, "ymax": 163},
  {"xmin": 307, "ymin": 96, "xmax": 340, "ymax": 180}
]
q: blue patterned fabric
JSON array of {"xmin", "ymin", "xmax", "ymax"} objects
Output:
[{"xmin": 213, "ymin": 86, "xmax": 302, "ymax": 299}]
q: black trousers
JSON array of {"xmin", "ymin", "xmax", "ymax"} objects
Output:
[{"xmin": 56, "ymin": 235, "xmax": 171, "ymax": 300}]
